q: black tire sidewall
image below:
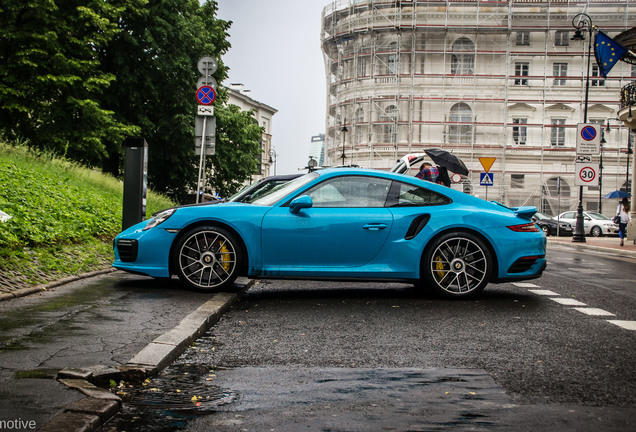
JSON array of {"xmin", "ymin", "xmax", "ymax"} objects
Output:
[
  {"xmin": 421, "ymin": 231, "xmax": 492, "ymax": 298},
  {"xmin": 172, "ymin": 225, "xmax": 241, "ymax": 292}
]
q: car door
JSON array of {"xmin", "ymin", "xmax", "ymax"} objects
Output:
[{"xmin": 260, "ymin": 175, "xmax": 393, "ymax": 269}]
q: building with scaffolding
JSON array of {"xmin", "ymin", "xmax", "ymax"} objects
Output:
[{"xmin": 321, "ymin": 0, "xmax": 636, "ymax": 216}]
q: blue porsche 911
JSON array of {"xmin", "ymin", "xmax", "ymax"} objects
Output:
[{"xmin": 113, "ymin": 168, "xmax": 546, "ymax": 298}]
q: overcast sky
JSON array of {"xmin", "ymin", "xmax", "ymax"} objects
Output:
[{"xmin": 216, "ymin": 0, "xmax": 329, "ymax": 175}]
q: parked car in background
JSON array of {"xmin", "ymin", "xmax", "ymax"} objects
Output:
[
  {"xmin": 532, "ymin": 212, "xmax": 573, "ymax": 236},
  {"xmin": 557, "ymin": 211, "xmax": 619, "ymax": 237},
  {"xmin": 228, "ymin": 174, "xmax": 302, "ymax": 203},
  {"xmin": 114, "ymin": 168, "xmax": 546, "ymax": 299}
]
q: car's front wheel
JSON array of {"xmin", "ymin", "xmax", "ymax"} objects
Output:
[
  {"xmin": 421, "ymin": 232, "xmax": 492, "ymax": 298},
  {"xmin": 173, "ymin": 225, "xmax": 241, "ymax": 292},
  {"xmin": 590, "ymin": 226, "xmax": 603, "ymax": 237}
]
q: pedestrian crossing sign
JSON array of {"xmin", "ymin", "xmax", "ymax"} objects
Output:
[{"xmin": 480, "ymin": 172, "xmax": 494, "ymax": 186}]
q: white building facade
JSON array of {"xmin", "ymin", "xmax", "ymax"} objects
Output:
[
  {"xmin": 227, "ymin": 84, "xmax": 278, "ymax": 180},
  {"xmin": 321, "ymin": 0, "xmax": 636, "ymax": 215}
]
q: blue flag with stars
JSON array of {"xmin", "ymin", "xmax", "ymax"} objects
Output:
[{"xmin": 594, "ymin": 31, "xmax": 627, "ymax": 77}]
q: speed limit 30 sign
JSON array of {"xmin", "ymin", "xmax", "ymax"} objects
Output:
[{"xmin": 575, "ymin": 162, "xmax": 599, "ymax": 186}]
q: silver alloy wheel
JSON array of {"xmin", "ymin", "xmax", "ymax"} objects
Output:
[
  {"xmin": 429, "ymin": 236, "xmax": 488, "ymax": 295},
  {"xmin": 177, "ymin": 229, "xmax": 237, "ymax": 290}
]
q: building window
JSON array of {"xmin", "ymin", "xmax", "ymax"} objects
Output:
[
  {"xmin": 515, "ymin": 62, "xmax": 529, "ymax": 85},
  {"xmin": 355, "ymin": 107, "xmax": 364, "ymax": 144},
  {"xmin": 512, "ymin": 118, "xmax": 527, "ymax": 145},
  {"xmin": 553, "ymin": 63, "xmax": 567, "ymax": 86},
  {"xmin": 511, "ymin": 174, "xmax": 525, "ymax": 189},
  {"xmin": 591, "ymin": 64, "xmax": 605, "ymax": 86},
  {"xmin": 451, "ymin": 38, "xmax": 474, "ymax": 75},
  {"xmin": 357, "ymin": 57, "xmax": 367, "ymax": 77},
  {"xmin": 382, "ymin": 105, "xmax": 398, "ymax": 144},
  {"xmin": 386, "ymin": 42, "xmax": 399, "ymax": 75},
  {"xmin": 516, "ymin": 31, "xmax": 530, "ymax": 46},
  {"xmin": 555, "ymin": 31, "xmax": 569, "ymax": 46},
  {"xmin": 449, "ymin": 103, "xmax": 472, "ymax": 144},
  {"xmin": 551, "ymin": 119, "xmax": 566, "ymax": 146}
]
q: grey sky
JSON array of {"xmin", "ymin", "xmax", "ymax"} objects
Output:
[{"xmin": 216, "ymin": 0, "xmax": 328, "ymax": 175}]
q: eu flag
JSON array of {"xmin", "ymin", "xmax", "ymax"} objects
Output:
[{"xmin": 594, "ymin": 31, "xmax": 627, "ymax": 77}]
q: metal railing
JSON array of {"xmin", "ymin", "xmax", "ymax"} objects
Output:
[{"xmin": 621, "ymin": 82, "xmax": 636, "ymax": 109}]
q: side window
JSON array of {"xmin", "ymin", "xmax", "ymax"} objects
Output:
[
  {"xmin": 304, "ymin": 176, "xmax": 392, "ymax": 208},
  {"xmin": 388, "ymin": 181, "xmax": 451, "ymax": 207}
]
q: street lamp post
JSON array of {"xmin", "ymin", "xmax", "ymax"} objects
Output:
[
  {"xmin": 571, "ymin": 13, "xmax": 594, "ymax": 243},
  {"xmin": 340, "ymin": 121, "xmax": 348, "ymax": 166}
]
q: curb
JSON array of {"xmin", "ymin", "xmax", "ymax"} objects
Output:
[
  {"xmin": 546, "ymin": 238, "xmax": 636, "ymax": 258},
  {"xmin": 0, "ymin": 268, "xmax": 118, "ymax": 303},
  {"xmin": 38, "ymin": 277, "xmax": 254, "ymax": 432}
]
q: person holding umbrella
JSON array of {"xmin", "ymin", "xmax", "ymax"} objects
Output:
[
  {"xmin": 615, "ymin": 197, "xmax": 632, "ymax": 247},
  {"xmin": 415, "ymin": 162, "xmax": 439, "ymax": 183}
]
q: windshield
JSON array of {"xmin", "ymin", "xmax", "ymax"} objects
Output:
[
  {"xmin": 588, "ymin": 212, "xmax": 609, "ymax": 220},
  {"xmin": 534, "ymin": 212, "xmax": 551, "ymax": 220},
  {"xmin": 251, "ymin": 172, "xmax": 319, "ymax": 206}
]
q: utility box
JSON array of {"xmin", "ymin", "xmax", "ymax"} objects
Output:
[{"xmin": 122, "ymin": 137, "xmax": 148, "ymax": 230}]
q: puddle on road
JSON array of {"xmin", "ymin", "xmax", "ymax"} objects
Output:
[
  {"xmin": 106, "ymin": 365, "xmax": 514, "ymax": 432},
  {"xmin": 105, "ymin": 364, "xmax": 237, "ymax": 432}
]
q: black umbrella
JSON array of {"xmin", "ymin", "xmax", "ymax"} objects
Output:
[{"xmin": 424, "ymin": 148, "xmax": 469, "ymax": 176}]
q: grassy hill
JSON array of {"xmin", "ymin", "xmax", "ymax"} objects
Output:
[{"xmin": 0, "ymin": 142, "xmax": 176, "ymax": 287}]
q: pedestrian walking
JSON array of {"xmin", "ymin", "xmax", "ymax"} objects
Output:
[
  {"xmin": 415, "ymin": 162, "xmax": 439, "ymax": 183},
  {"xmin": 615, "ymin": 197, "xmax": 632, "ymax": 247}
]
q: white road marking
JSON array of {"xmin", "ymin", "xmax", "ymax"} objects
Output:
[
  {"xmin": 512, "ymin": 282, "xmax": 540, "ymax": 288},
  {"xmin": 549, "ymin": 298, "xmax": 587, "ymax": 306},
  {"xmin": 573, "ymin": 308, "xmax": 615, "ymax": 316},
  {"xmin": 527, "ymin": 289, "xmax": 560, "ymax": 296},
  {"xmin": 607, "ymin": 320, "xmax": 636, "ymax": 331}
]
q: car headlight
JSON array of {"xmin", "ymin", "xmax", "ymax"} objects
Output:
[{"xmin": 143, "ymin": 208, "xmax": 176, "ymax": 230}]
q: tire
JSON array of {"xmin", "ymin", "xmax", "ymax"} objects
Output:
[
  {"xmin": 421, "ymin": 232, "xmax": 492, "ymax": 298},
  {"xmin": 540, "ymin": 225, "xmax": 550, "ymax": 236},
  {"xmin": 173, "ymin": 225, "xmax": 241, "ymax": 292},
  {"xmin": 590, "ymin": 226, "xmax": 603, "ymax": 237}
]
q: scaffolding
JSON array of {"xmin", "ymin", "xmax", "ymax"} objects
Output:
[{"xmin": 321, "ymin": 0, "xmax": 636, "ymax": 215}]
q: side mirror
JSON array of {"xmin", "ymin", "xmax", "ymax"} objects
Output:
[{"xmin": 289, "ymin": 195, "xmax": 313, "ymax": 214}]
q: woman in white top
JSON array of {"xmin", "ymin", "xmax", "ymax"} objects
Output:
[{"xmin": 616, "ymin": 197, "xmax": 632, "ymax": 247}]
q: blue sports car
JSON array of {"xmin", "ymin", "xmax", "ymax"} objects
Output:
[{"xmin": 113, "ymin": 168, "xmax": 546, "ymax": 298}]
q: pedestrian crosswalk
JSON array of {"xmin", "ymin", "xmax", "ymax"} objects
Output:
[{"xmin": 513, "ymin": 282, "xmax": 636, "ymax": 331}]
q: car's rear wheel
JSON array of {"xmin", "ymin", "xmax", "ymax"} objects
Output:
[
  {"xmin": 422, "ymin": 232, "xmax": 492, "ymax": 298},
  {"xmin": 173, "ymin": 225, "xmax": 240, "ymax": 292},
  {"xmin": 540, "ymin": 225, "xmax": 550, "ymax": 236},
  {"xmin": 590, "ymin": 226, "xmax": 603, "ymax": 237}
]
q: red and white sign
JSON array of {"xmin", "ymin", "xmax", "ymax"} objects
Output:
[{"xmin": 575, "ymin": 162, "xmax": 599, "ymax": 186}]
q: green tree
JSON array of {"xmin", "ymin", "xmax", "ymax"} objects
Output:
[
  {"xmin": 100, "ymin": 0, "xmax": 234, "ymax": 202},
  {"xmin": 0, "ymin": 0, "xmax": 137, "ymax": 164},
  {"xmin": 208, "ymin": 104, "xmax": 263, "ymax": 198}
]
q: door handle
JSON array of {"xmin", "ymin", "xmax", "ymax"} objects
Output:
[{"xmin": 363, "ymin": 223, "xmax": 388, "ymax": 231}]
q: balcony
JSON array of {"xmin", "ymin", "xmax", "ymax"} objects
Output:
[{"xmin": 618, "ymin": 82, "xmax": 636, "ymax": 130}]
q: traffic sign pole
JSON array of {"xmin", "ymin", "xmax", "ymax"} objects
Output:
[
  {"xmin": 195, "ymin": 116, "xmax": 207, "ymax": 203},
  {"xmin": 194, "ymin": 56, "xmax": 218, "ymax": 203}
]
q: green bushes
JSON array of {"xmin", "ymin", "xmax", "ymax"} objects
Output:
[{"xmin": 0, "ymin": 142, "xmax": 175, "ymax": 283}]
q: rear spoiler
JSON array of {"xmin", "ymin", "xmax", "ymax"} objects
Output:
[
  {"xmin": 490, "ymin": 201, "xmax": 537, "ymax": 220},
  {"xmin": 510, "ymin": 206, "xmax": 537, "ymax": 220}
]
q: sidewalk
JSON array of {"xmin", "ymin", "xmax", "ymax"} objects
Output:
[{"xmin": 547, "ymin": 235, "xmax": 636, "ymax": 257}]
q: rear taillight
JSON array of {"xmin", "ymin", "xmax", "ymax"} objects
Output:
[{"xmin": 507, "ymin": 223, "xmax": 541, "ymax": 233}]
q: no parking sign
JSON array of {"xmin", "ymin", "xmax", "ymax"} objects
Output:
[{"xmin": 576, "ymin": 123, "xmax": 600, "ymax": 155}]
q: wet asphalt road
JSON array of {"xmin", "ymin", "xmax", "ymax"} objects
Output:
[
  {"xmin": 0, "ymin": 245, "xmax": 634, "ymax": 431},
  {"xmin": 107, "ymin": 246, "xmax": 636, "ymax": 431},
  {"xmin": 0, "ymin": 273, "xmax": 214, "ymax": 427}
]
